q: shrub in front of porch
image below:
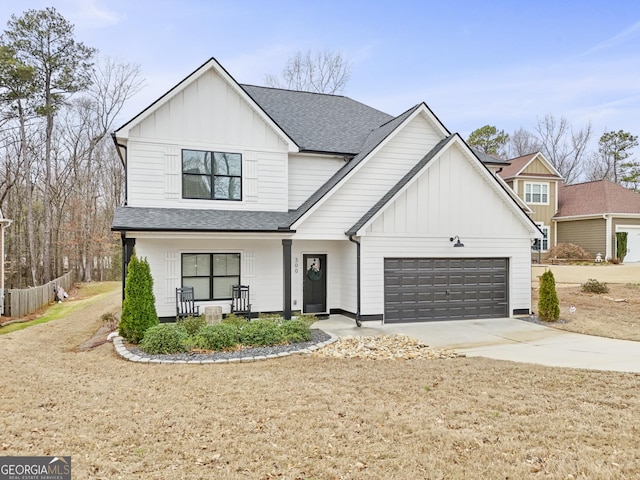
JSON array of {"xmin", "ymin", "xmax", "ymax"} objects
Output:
[
  {"xmin": 141, "ymin": 324, "xmax": 189, "ymax": 354},
  {"xmin": 137, "ymin": 315, "xmax": 316, "ymax": 355},
  {"xmin": 119, "ymin": 250, "xmax": 159, "ymax": 343}
]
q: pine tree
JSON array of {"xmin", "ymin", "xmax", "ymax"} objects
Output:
[
  {"xmin": 538, "ymin": 270, "xmax": 560, "ymax": 322},
  {"xmin": 119, "ymin": 249, "xmax": 158, "ymax": 343}
]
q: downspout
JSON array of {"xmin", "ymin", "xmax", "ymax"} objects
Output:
[
  {"xmin": 111, "ymin": 133, "xmax": 128, "ymax": 206},
  {"xmin": 348, "ymin": 235, "xmax": 362, "ymax": 327},
  {"xmin": 604, "ymin": 214, "xmax": 612, "ymax": 260}
]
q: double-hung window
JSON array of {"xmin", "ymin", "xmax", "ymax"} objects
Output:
[
  {"xmin": 534, "ymin": 223, "xmax": 549, "ymax": 252},
  {"xmin": 182, "ymin": 149, "xmax": 242, "ymax": 200},
  {"xmin": 525, "ymin": 182, "xmax": 549, "ymax": 204},
  {"xmin": 182, "ymin": 253, "xmax": 240, "ymax": 300}
]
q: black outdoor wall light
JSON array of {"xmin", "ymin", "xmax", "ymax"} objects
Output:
[{"xmin": 450, "ymin": 236, "xmax": 464, "ymax": 247}]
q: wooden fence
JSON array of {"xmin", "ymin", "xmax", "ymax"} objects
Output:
[{"xmin": 4, "ymin": 271, "xmax": 74, "ymax": 318}]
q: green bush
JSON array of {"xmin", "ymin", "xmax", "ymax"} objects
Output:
[
  {"xmin": 195, "ymin": 323, "xmax": 240, "ymax": 351},
  {"xmin": 295, "ymin": 313, "xmax": 317, "ymax": 328},
  {"xmin": 177, "ymin": 315, "xmax": 206, "ymax": 336},
  {"xmin": 140, "ymin": 324, "xmax": 189, "ymax": 354},
  {"xmin": 538, "ymin": 270, "xmax": 560, "ymax": 322},
  {"xmin": 616, "ymin": 232, "xmax": 628, "ymax": 263},
  {"xmin": 581, "ymin": 278, "xmax": 609, "ymax": 294},
  {"xmin": 119, "ymin": 250, "xmax": 159, "ymax": 343},
  {"xmin": 223, "ymin": 313, "xmax": 250, "ymax": 327},
  {"xmin": 280, "ymin": 319, "xmax": 312, "ymax": 343},
  {"xmin": 238, "ymin": 319, "xmax": 285, "ymax": 347}
]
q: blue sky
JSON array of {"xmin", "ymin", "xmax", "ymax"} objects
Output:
[{"xmin": 1, "ymin": 0, "xmax": 640, "ymax": 150}]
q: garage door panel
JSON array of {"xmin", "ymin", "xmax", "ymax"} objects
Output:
[{"xmin": 384, "ymin": 257, "xmax": 508, "ymax": 323}]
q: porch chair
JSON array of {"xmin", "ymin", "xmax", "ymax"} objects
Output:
[
  {"xmin": 230, "ymin": 284, "xmax": 251, "ymax": 319},
  {"xmin": 176, "ymin": 286, "xmax": 199, "ymax": 320}
]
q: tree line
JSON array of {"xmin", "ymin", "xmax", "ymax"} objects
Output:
[
  {"xmin": 0, "ymin": 7, "xmax": 143, "ymax": 288},
  {"xmin": 467, "ymin": 120, "xmax": 639, "ymax": 188}
]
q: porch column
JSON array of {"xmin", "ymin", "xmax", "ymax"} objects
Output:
[
  {"xmin": 282, "ymin": 239, "xmax": 292, "ymax": 320},
  {"xmin": 121, "ymin": 233, "xmax": 136, "ymax": 299}
]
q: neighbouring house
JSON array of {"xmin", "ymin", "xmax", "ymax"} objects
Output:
[
  {"xmin": 555, "ymin": 180, "xmax": 640, "ymax": 262},
  {"xmin": 498, "ymin": 152, "xmax": 563, "ymax": 255},
  {"xmin": 111, "ymin": 57, "xmax": 541, "ymax": 324}
]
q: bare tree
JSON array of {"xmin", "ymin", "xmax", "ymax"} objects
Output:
[
  {"xmin": 507, "ymin": 127, "xmax": 542, "ymax": 158},
  {"xmin": 3, "ymin": 7, "xmax": 96, "ymax": 283},
  {"xmin": 534, "ymin": 115, "xmax": 592, "ymax": 184},
  {"xmin": 265, "ymin": 49, "xmax": 351, "ymax": 94}
]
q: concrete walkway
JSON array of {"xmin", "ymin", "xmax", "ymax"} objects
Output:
[{"xmin": 314, "ymin": 315, "xmax": 640, "ymax": 373}]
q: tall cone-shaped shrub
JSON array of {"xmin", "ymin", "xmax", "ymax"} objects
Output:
[
  {"xmin": 538, "ymin": 270, "xmax": 560, "ymax": 322},
  {"xmin": 119, "ymin": 249, "xmax": 158, "ymax": 343}
]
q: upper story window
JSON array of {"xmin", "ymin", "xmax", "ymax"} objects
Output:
[
  {"xmin": 524, "ymin": 182, "xmax": 549, "ymax": 204},
  {"xmin": 182, "ymin": 149, "xmax": 242, "ymax": 201}
]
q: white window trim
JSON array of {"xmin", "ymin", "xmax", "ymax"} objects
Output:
[
  {"xmin": 524, "ymin": 182, "xmax": 549, "ymax": 205},
  {"xmin": 535, "ymin": 222, "xmax": 550, "ymax": 252}
]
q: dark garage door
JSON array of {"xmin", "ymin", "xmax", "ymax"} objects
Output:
[{"xmin": 384, "ymin": 258, "xmax": 508, "ymax": 323}]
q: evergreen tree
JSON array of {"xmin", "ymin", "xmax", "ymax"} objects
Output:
[
  {"xmin": 538, "ymin": 270, "xmax": 560, "ymax": 322},
  {"xmin": 119, "ymin": 249, "xmax": 158, "ymax": 343}
]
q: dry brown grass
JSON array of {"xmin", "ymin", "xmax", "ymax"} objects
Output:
[
  {"xmin": 533, "ymin": 283, "xmax": 640, "ymax": 341},
  {"xmin": 2, "ymin": 283, "xmax": 640, "ymax": 479}
]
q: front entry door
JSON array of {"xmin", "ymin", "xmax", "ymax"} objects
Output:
[{"xmin": 303, "ymin": 254, "xmax": 327, "ymax": 314}]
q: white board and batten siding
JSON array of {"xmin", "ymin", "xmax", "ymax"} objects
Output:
[
  {"xmin": 288, "ymin": 154, "xmax": 345, "ymax": 210},
  {"xmin": 295, "ymin": 113, "xmax": 443, "ymax": 238},
  {"xmin": 290, "ymin": 240, "xmax": 352, "ymax": 313},
  {"xmin": 134, "ymin": 236, "xmax": 285, "ymax": 318},
  {"xmin": 126, "ymin": 67, "xmax": 290, "ymax": 211},
  {"xmin": 357, "ymin": 144, "xmax": 535, "ymax": 317}
]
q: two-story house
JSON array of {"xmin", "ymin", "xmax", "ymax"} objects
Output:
[
  {"xmin": 498, "ymin": 153, "xmax": 640, "ymax": 262},
  {"xmin": 498, "ymin": 152, "xmax": 562, "ymax": 255},
  {"xmin": 111, "ymin": 57, "xmax": 541, "ymax": 324}
]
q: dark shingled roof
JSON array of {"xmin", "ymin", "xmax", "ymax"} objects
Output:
[
  {"xmin": 346, "ymin": 136, "xmax": 453, "ymax": 236},
  {"xmin": 242, "ymin": 85, "xmax": 394, "ymax": 154},
  {"xmin": 289, "ymin": 105, "xmax": 422, "ymax": 226},
  {"xmin": 112, "ymin": 207, "xmax": 295, "ymax": 232},
  {"xmin": 471, "ymin": 149, "xmax": 509, "ymax": 165}
]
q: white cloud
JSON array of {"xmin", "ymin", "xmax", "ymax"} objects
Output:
[{"xmin": 581, "ymin": 19, "xmax": 640, "ymax": 56}]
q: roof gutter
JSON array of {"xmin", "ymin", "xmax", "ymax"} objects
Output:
[
  {"xmin": 348, "ymin": 235, "xmax": 362, "ymax": 327},
  {"xmin": 111, "ymin": 133, "xmax": 128, "ymax": 206}
]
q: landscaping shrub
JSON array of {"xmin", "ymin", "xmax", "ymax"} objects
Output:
[
  {"xmin": 296, "ymin": 313, "xmax": 317, "ymax": 328},
  {"xmin": 177, "ymin": 315, "xmax": 206, "ymax": 336},
  {"xmin": 538, "ymin": 270, "xmax": 560, "ymax": 322},
  {"xmin": 140, "ymin": 324, "xmax": 189, "ymax": 354},
  {"xmin": 195, "ymin": 323, "xmax": 240, "ymax": 351},
  {"xmin": 581, "ymin": 278, "xmax": 609, "ymax": 294},
  {"xmin": 280, "ymin": 319, "xmax": 312, "ymax": 343},
  {"xmin": 101, "ymin": 312, "xmax": 119, "ymax": 331},
  {"xmin": 547, "ymin": 243, "xmax": 592, "ymax": 261},
  {"xmin": 119, "ymin": 250, "xmax": 159, "ymax": 343},
  {"xmin": 223, "ymin": 313, "xmax": 250, "ymax": 327},
  {"xmin": 616, "ymin": 232, "xmax": 628, "ymax": 263},
  {"xmin": 238, "ymin": 319, "xmax": 285, "ymax": 346}
]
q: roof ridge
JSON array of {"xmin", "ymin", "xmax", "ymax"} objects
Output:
[{"xmin": 240, "ymin": 83, "xmax": 348, "ymax": 98}]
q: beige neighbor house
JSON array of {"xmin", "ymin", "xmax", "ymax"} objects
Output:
[
  {"xmin": 498, "ymin": 152, "xmax": 562, "ymax": 254},
  {"xmin": 555, "ymin": 180, "xmax": 640, "ymax": 262},
  {"xmin": 111, "ymin": 57, "xmax": 542, "ymax": 324},
  {"xmin": 498, "ymin": 151, "xmax": 640, "ymax": 262}
]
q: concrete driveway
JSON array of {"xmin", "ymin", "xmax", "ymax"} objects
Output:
[{"xmin": 315, "ymin": 315, "xmax": 640, "ymax": 373}]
